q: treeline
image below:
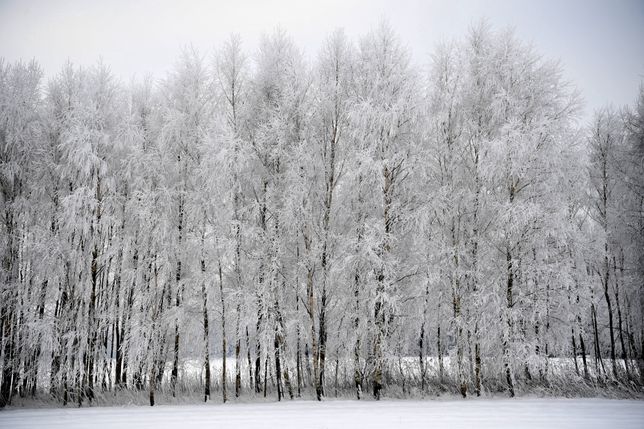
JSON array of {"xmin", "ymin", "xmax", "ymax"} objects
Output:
[{"xmin": 0, "ymin": 23, "xmax": 643, "ymax": 407}]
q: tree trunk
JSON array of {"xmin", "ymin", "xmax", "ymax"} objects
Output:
[
  {"xmin": 437, "ymin": 320, "xmax": 444, "ymax": 382},
  {"xmin": 262, "ymin": 355, "xmax": 268, "ymax": 397},
  {"xmin": 235, "ymin": 309, "xmax": 242, "ymax": 398},
  {"xmin": 603, "ymin": 263, "xmax": 617, "ymax": 379},
  {"xmin": 614, "ymin": 256, "xmax": 629, "ymax": 379},
  {"xmin": 254, "ymin": 310, "xmax": 263, "ymax": 394},
  {"xmin": 218, "ymin": 256, "xmax": 227, "ymax": 403},
  {"xmin": 233, "ymin": 210, "xmax": 243, "ymax": 398},
  {"xmin": 0, "ymin": 309, "xmax": 15, "ymax": 407},
  {"xmin": 172, "ymin": 195, "xmax": 184, "ymax": 398},
  {"xmin": 318, "ymin": 286, "xmax": 327, "ymax": 400},
  {"xmin": 246, "ymin": 326, "xmax": 253, "ymax": 392},
  {"xmin": 504, "ymin": 248, "xmax": 515, "ymax": 397},
  {"xmin": 149, "ymin": 360, "xmax": 156, "ymax": 407},
  {"xmin": 373, "ymin": 164, "xmax": 393, "ymax": 400},
  {"xmin": 451, "ymin": 221, "xmax": 466, "ymax": 398},
  {"xmin": 295, "ymin": 247, "xmax": 302, "ymax": 397},
  {"xmin": 471, "ymin": 337, "xmax": 481, "ymax": 395},
  {"xmin": 274, "ymin": 328, "xmax": 283, "ymax": 401},
  {"xmin": 303, "ymin": 228, "xmax": 319, "ymax": 399},
  {"xmin": 579, "ymin": 330, "xmax": 589, "ymax": 379},
  {"xmin": 419, "ymin": 279, "xmax": 429, "ymax": 394},
  {"xmin": 591, "ymin": 302, "xmax": 605, "ymax": 377},
  {"xmin": 201, "ymin": 244, "xmax": 211, "ymax": 402}
]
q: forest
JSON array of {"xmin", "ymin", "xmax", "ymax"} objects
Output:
[{"xmin": 0, "ymin": 22, "xmax": 643, "ymax": 408}]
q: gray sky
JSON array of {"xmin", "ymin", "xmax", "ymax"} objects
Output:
[{"xmin": 1, "ymin": 0, "xmax": 643, "ymax": 121}]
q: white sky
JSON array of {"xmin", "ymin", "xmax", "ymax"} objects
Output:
[{"xmin": 1, "ymin": 0, "xmax": 643, "ymax": 121}]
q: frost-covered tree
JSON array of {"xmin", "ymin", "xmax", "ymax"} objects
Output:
[
  {"xmin": 0, "ymin": 23, "xmax": 642, "ymax": 409},
  {"xmin": 0, "ymin": 60, "xmax": 43, "ymax": 407},
  {"xmin": 352, "ymin": 22, "xmax": 420, "ymax": 400}
]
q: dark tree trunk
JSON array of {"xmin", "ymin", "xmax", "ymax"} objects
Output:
[
  {"xmin": 235, "ymin": 309, "xmax": 242, "ymax": 398},
  {"xmin": 201, "ymin": 254, "xmax": 211, "ymax": 402},
  {"xmin": 504, "ymin": 248, "xmax": 515, "ymax": 397},
  {"xmin": 246, "ymin": 326, "xmax": 253, "ymax": 392},
  {"xmin": 218, "ymin": 257, "xmax": 226, "ymax": 403}
]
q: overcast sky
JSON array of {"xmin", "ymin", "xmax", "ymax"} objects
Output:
[{"xmin": 1, "ymin": 0, "xmax": 643, "ymax": 122}]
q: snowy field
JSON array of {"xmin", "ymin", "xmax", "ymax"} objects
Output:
[{"xmin": 1, "ymin": 399, "xmax": 643, "ymax": 429}]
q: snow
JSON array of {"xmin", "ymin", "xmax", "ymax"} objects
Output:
[{"xmin": 1, "ymin": 399, "xmax": 643, "ymax": 429}]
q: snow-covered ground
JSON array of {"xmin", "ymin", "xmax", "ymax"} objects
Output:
[{"xmin": 1, "ymin": 399, "xmax": 643, "ymax": 429}]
